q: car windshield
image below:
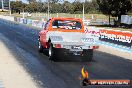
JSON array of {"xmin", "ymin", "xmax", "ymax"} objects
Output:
[{"xmin": 52, "ymin": 20, "xmax": 82, "ymax": 30}]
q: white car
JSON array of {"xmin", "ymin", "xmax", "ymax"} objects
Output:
[{"xmin": 38, "ymin": 18, "xmax": 99, "ymax": 61}]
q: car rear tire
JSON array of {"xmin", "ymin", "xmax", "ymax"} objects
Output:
[
  {"xmin": 48, "ymin": 43, "xmax": 57, "ymax": 61},
  {"xmin": 38, "ymin": 38, "xmax": 44, "ymax": 53},
  {"xmin": 82, "ymin": 49, "xmax": 93, "ymax": 62}
]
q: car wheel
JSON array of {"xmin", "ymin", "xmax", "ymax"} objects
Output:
[
  {"xmin": 48, "ymin": 43, "xmax": 57, "ymax": 61},
  {"xmin": 82, "ymin": 49, "xmax": 93, "ymax": 62},
  {"xmin": 38, "ymin": 38, "xmax": 43, "ymax": 53}
]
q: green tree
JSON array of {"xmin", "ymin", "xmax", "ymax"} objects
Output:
[
  {"xmin": 62, "ymin": 1, "xmax": 72, "ymax": 13},
  {"xmin": 97, "ymin": 0, "xmax": 132, "ymax": 24},
  {"xmin": 84, "ymin": 0, "xmax": 99, "ymax": 13},
  {"xmin": 50, "ymin": 3, "xmax": 63, "ymax": 13},
  {"xmin": 37, "ymin": 3, "xmax": 47, "ymax": 12},
  {"xmin": 72, "ymin": 1, "xmax": 83, "ymax": 14},
  {"xmin": 25, "ymin": 2, "xmax": 39, "ymax": 12},
  {"xmin": 11, "ymin": 1, "xmax": 26, "ymax": 14}
]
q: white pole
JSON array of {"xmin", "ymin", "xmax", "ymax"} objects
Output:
[
  {"xmin": 92, "ymin": 14, "xmax": 94, "ymax": 19},
  {"xmin": 57, "ymin": 13, "xmax": 58, "ymax": 17},
  {"xmin": 82, "ymin": 3, "xmax": 85, "ymax": 21},
  {"xmin": 48, "ymin": 0, "xmax": 49, "ymax": 20},
  {"xmin": 9, "ymin": 0, "xmax": 11, "ymax": 16},
  {"xmin": 2, "ymin": 0, "xmax": 4, "ymax": 10},
  {"xmin": 23, "ymin": 9, "xmax": 25, "ymax": 19},
  {"xmin": 79, "ymin": 15, "xmax": 80, "ymax": 18},
  {"xmin": 75, "ymin": 15, "xmax": 76, "ymax": 18}
]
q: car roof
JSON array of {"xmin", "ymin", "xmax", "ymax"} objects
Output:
[{"xmin": 50, "ymin": 17, "xmax": 82, "ymax": 21}]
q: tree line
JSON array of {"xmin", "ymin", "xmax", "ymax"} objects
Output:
[
  {"xmin": 10, "ymin": 0, "xmax": 131, "ymax": 23},
  {"xmin": 10, "ymin": 0, "xmax": 99, "ymax": 14}
]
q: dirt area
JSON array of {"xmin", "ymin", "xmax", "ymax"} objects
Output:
[{"xmin": 0, "ymin": 34, "xmax": 38, "ymax": 88}]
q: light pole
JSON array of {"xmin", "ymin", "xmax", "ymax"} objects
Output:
[
  {"xmin": 47, "ymin": 0, "xmax": 49, "ymax": 20},
  {"xmin": 82, "ymin": 2, "xmax": 84, "ymax": 21},
  {"xmin": 9, "ymin": 0, "xmax": 11, "ymax": 16},
  {"xmin": 22, "ymin": 9, "xmax": 25, "ymax": 19},
  {"xmin": 2, "ymin": 0, "xmax": 4, "ymax": 10}
]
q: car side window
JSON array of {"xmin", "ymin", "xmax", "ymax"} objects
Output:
[{"xmin": 52, "ymin": 20, "xmax": 58, "ymax": 28}]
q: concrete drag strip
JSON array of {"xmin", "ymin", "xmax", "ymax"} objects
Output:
[{"xmin": 0, "ymin": 33, "xmax": 38, "ymax": 88}]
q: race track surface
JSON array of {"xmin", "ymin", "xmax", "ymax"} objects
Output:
[{"xmin": 0, "ymin": 20, "xmax": 132, "ymax": 88}]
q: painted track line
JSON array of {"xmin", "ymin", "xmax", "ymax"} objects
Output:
[{"xmin": 95, "ymin": 41, "xmax": 132, "ymax": 53}]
